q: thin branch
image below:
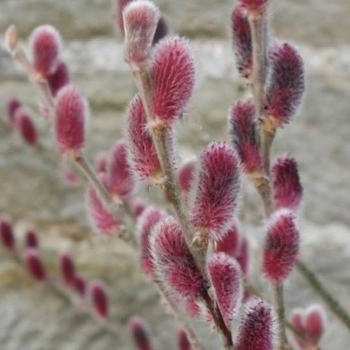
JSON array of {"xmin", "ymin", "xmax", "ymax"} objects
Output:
[{"xmin": 296, "ymin": 260, "xmax": 350, "ymax": 332}]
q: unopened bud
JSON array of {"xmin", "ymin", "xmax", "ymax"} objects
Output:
[
  {"xmin": 73, "ymin": 274, "xmax": 87, "ymax": 297},
  {"xmin": 87, "ymin": 175, "xmax": 120, "ymax": 236},
  {"xmin": 123, "ymin": 0, "xmax": 160, "ymax": 67},
  {"xmin": 229, "ymin": 99, "xmax": 262, "ymax": 174},
  {"xmin": 129, "ymin": 316, "xmax": 154, "ymax": 350},
  {"xmin": 272, "ymin": 155, "xmax": 303, "ymax": 212},
  {"xmin": 15, "ymin": 108, "xmax": 38, "ymax": 146},
  {"xmin": 89, "ymin": 280, "xmax": 109, "ymax": 318},
  {"xmin": 137, "ymin": 207, "xmax": 164, "ymax": 277},
  {"xmin": 47, "ymin": 60, "xmax": 70, "ymax": 96},
  {"xmin": 264, "ymin": 41, "xmax": 305, "ymax": 127},
  {"xmin": 208, "ymin": 253, "xmax": 243, "ymax": 327},
  {"xmin": 151, "ymin": 217, "xmax": 205, "ymax": 300},
  {"xmin": 0, "ymin": 215, "xmax": 15, "ymax": 250},
  {"xmin": 263, "ymin": 210, "xmax": 299, "ymax": 283},
  {"xmin": 236, "ymin": 299, "xmax": 275, "ymax": 350},
  {"xmin": 25, "ymin": 230, "xmax": 38, "ymax": 248},
  {"xmin": 29, "ymin": 25, "xmax": 62, "ymax": 77},
  {"xmin": 190, "ymin": 142, "xmax": 241, "ymax": 241},
  {"xmin": 177, "ymin": 329, "xmax": 192, "ymax": 350},
  {"xmin": 231, "ymin": 6, "xmax": 252, "ymax": 79},
  {"xmin": 5, "ymin": 25, "xmax": 18, "ymax": 53},
  {"xmin": 7, "ymin": 97, "xmax": 22, "ymax": 126},
  {"xmin": 59, "ymin": 253, "xmax": 76, "ymax": 286},
  {"xmin": 106, "ymin": 140, "xmax": 136, "ymax": 199},
  {"xmin": 125, "ymin": 95, "xmax": 161, "ymax": 181},
  {"xmin": 54, "ymin": 85, "xmax": 88, "ymax": 156},
  {"xmin": 24, "ymin": 249, "xmax": 46, "ymax": 281},
  {"xmin": 150, "ymin": 36, "xmax": 195, "ymax": 126}
]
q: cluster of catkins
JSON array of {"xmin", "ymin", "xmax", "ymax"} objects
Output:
[
  {"xmin": 0, "ymin": 215, "xmax": 109, "ymax": 319},
  {"xmin": 2, "ymin": 0, "xmax": 329, "ymax": 349}
]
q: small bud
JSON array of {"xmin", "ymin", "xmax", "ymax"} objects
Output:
[
  {"xmin": 304, "ymin": 305, "xmax": 326, "ymax": 344},
  {"xmin": 229, "ymin": 99, "xmax": 262, "ymax": 174},
  {"xmin": 59, "ymin": 253, "xmax": 76, "ymax": 286},
  {"xmin": 47, "ymin": 60, "xmax": 70, "ymax": 96},
  {"xmin": 190, "ymin": 142, "xmax": 241, "ymax": 241},
  {"xmin": 54, "ymin": 85, "xmax": 88, "ymax": 156},
  {"xmin": 0, "ymin": 215, "xmax": 15, "ymax": 250},
  {"xmin": 29, "ymin": 25, "xmax": 62, "ymax": 76},
  {"xmin": 89, "ymin": 280, "xmax": 109, "ymax": 318},
  {"xmin": 106, "ymin": 140, "xmax": 136, "ymax": 199},
  {"xmin": 236, "ymin": 299, "xmax": 275, "ymax": 350},
  {"xmin": 272, "ymin": 155, "xmax": 303, "ymax": 212},
  {"xmin": 231, "ymin": 6, "xmax": 252, "ymax": 79},
  {"xmin": 215, "ymin": 224, "xmax": 241, "ymax": 258},
  {"xmin": 73, "ymin": 274, "xmax": 87, "ymax": 297},
  {"xmin": 25, "ymin": 230, "xmax": 38, "ymax": 248},
  {"xmin": 7, "ymin": 97, "xmax": 22, "ymax": 126},
  {"xmin": 151, "ymin": 217, "xmax": 205, "ymax": 300},
  {"xmin": 238, "ymin": 0, "xmax": 269, "ymax": 13},
  {"xmin": 87, "ymin": 175, "xmax": 120, "ymax": 236},
  {"xmin": 178, "ymin": 160, "xmax": 196, "ymax": 196},
  {"xmin": 264, "ymin": 41, "xmax": 305, "ymax": 127},
  {"xmin": 150, "ymin": 36, "xmax": 195, "ymax": 125},
  {"xmin": 263, "ymin": 210, "xmax": 299, "ymax": 283},
  {"xmin": 208, "ymin": 253, "xmax": 243, "ymax": 327},
  {"xmin": 125, "ymin": 95, "xmax": 161, "ymax": 181},
  {"xmin": 130, "ymin": 198, "xmax": 147, "ymax": 217},
  {"xmin": 15, "ymin": 108, "xmax": 38, "ymax": 146},
  {"xmin": 137, "ymin": 207, "xmax": 164, "ymax": 277},
  {"xmin": 129, "ymin": 316, "xmax": 154, "ymax": 350},
  {"xmin": 177, "ymin": 329, "xmax": 192, "ymax": 350},
  {"xmin": 123, "ymin": 0, "xmax": 160, "ymax": 67},
  {"xmin": 95, "ymin": 152, "xmax": 108, "ymax": 173},
  {"xmin": 24, "ymin": 249, "xmax": 46, "ymax": 281},
  {"xmin": 60, "ymin": 162, "xmax": 80, "ymax": 185},
  {"xmin": 5, "ymin": 25, "xmax": 18, "ymax": 53}
]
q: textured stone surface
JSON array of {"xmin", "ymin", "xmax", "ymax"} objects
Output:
[{"xmin": 0, "ymin": 0, "xmax": 350, "ymax": 349}]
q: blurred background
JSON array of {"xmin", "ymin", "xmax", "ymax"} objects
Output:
[{"xmin": 0, "ymin": 0, "xmax": 350, "ymax": 349}]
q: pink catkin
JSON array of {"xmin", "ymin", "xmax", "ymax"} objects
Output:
[
  {"xmin": 47, "ymin": 60, "xmax": 70, "ymax": 96},
  {"xmin": 264, "ymin": 41, "xmax": 305, "ymax": 127},
  {"xmin": 272, "ymin": 155, "xmax": 303, "ymax": 212},
  {"xmin": 150, "ymin": 36, "xmax": 195, "ymax": 125},
  {"xmin": 59, "ymin": 253, "xmax": 76, "ymax": 286},
  {"xmin": 208, "ymin": 253, "xmax": 243, "ymax": 327},
  {"xmin": 151, "ymin": 217, "xmax": 205, "ymax": 300},
  {"xmin": 29, "ymin": 25, "xmax": 62, "ymax": 76},
  {"xmin": 231, "ymin": 6, "xmax": 252, "ymax": 79},
  {"xmin": 238, "ymin": 0, "xmax": 269, "ymax": 13},
  {"xmin": 0, "ymin": 215, "xmax": 15, "ymax": 250},
  {"xmin": 106, "ymin": 140, "xmax": 136, "ymax": 199},
  {"xmin": 229, "ymin": 99, "xmax": 262, "ymax": 174},
  {"xmin": 236, "ymin": 299, "xmax": 275, "ymax": 350},
  {"xmin": 24, "ymin": 249, "xmax": 46, "ymax": 281},
  {"xmin": 123, "ymin": 0, "xmax": 160, "ymax": 66},
  {"xmin": 87, "ymin": 176, "xmax": 120, "ymax": 236},
  {"xmin": 190, "ymin": 142, "xmax": 241, "ymax": 241},
  {"xmin": 125, "ymin": 95, "xmax": 161, "ymax": 180},
  {"xmin": 178, "ymin": 160, "xmax": 196, "ymax": 196},
  {"xmin": 95, "ymin": 152, "xmax": 108, "ymax": 173},
  {"xmin": 89, "ymin": 281, "xmax": 109, "ymax": 318},
  {"xmin": 7, "ymin": 97, "xmax": 22, "ymax": 126},
  {"xmin": 73, "ymin": 274, "xmax": 87, "ymax": 297},
  {"xmin": 54, "ymin": 85, "xmax": 87, "ymax": 156},
  {"xmin": 177, "ymin": 329, "xmax": 192, "ymax": 350},
  {"xmin": 263, "ymin": 210, "xmax": 299, "ymax": 283},
  {"xmin": 136, "ymin": 207, "xmax": 164, "ymax": 277},
  {"xmin": 25, "ymin": 230, "xmax": 38, "ymax": 248},
  {"xmin": 129, "ymin": 316, "xmax": 154, "ymax": 350},
  {"xmin": 215, "ymin": 224, "xmax": 241, "ymax": 260},
  {"xmin": 15, "ymin": 108, "xmax": 38, "ymax": 146}
]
